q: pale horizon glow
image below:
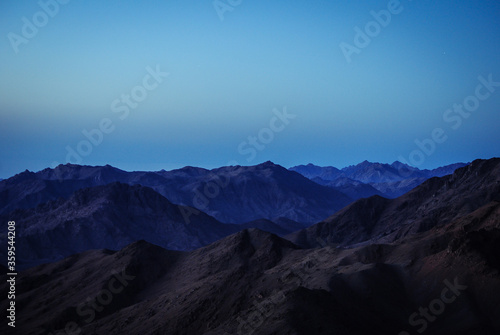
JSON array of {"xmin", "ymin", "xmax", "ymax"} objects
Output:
[{"xmin": 1, "ymin": 0, "xmax": 499, "ymax": 178}]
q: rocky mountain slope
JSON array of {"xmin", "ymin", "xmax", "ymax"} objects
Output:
[
  {"xmin": 1, "ymin": 158, "xmax": 498, "ymax": 335},
  {"xmin": 0, "ymin": 182, "xmax": 241, "ymax": 269},
  {"xmin": 0, "ymin": 162, "xmax": 352, "ymax": 225},
  {"xmin": 311, "ymin": 176, "xmax": 383, "ymax": 200},
  {"xmin": 2, "ymin": 209, "xmax": 499, "ymax": 334},
  {"xmin": 0, "ymin": 181, "xmax": 315, "ymax": 269},
  {"xmin": 290, "ymin": 161, "xmax": 467, "ymax": 198},
  {"xmin": 288, "ymin": 158, "xmax": 500, "ymax": 248}
]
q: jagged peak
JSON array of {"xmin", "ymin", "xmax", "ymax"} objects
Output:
[{"xmin": 258, "ymin": 160, "xmax": 279, "ymax": 167}]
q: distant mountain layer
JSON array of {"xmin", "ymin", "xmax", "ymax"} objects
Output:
[
  {"xmin": 0, "ymin": 158, "xmax": 499, "ymax": 334},
  {"xmin": 288, "ymin": 158, "xmax": 500, "ymax": 248},
  {"xmin": 311, "ymin": 176, "xmax": 383, "ymax": 199},
  {"xmin": 0, "ymin": 182, "xmax": 310, "ymax": 269},
  {"xmin": 0, "ymin": 161, "xmax": 352, "ymax": 224},
  {"xmin": 290, "ymin": 161, "xmax": 467, "ymax": 198}
]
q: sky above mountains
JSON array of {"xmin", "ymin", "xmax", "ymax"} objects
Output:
[{"xmin": 1, "ymin": 0, "xmax": 499, "ymax": 178}]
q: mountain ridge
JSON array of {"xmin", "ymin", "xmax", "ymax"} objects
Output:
[
  {"xmin": 1, "ymin": 158, "xmax": 499, "ymax": 334},
  {"xmin": 0, "ymin": 161, "xmax": 352, "ymax": 224},
  {"xmin": 290, "ymin": 160, "xmax": 468, "ymax": 199},
  {"xmin": 287, "ymin": 158, "xmax": 500, "ymax": 248},
  {"xmin": 3, "ymin": 206, "xmax": 499, "ymax": 334}
]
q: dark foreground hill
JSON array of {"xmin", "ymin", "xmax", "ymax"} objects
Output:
[
  {"xmin": 0, "ymin": 158, "xmax": 497, "ymax": 334},
  {"xmin": 2, "ymin": 209, "xmax": 499, "ymax": 335}
]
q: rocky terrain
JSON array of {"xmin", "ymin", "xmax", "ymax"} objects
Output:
[
  {"xmin": 0, "ymin": 183, "xmax": 312, "ymax": 269},
  {"xmin": 0, "ymin": 162, "xmax": 352, "ymax": 225},
  {"xmin": 288, "ymin": 158, "xmax": 500, "ymax": 248},
  {"xmin": 291, "ymin": 161, "xmax": 467, "ymax": 199},
  {"xmin": 2, "ymin": 208, "xmax": 499, "ymax": 334},
  {"xmin": 0, "ymin": 158, "xmax": 498, "ymax": 335}
]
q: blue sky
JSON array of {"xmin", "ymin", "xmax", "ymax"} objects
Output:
[{"xmin": 1, "ymin": 0, "xmax": 499, "ymax": 178}]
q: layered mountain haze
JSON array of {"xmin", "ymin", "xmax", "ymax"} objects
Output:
[
  {"xmin": 0, "ymin": 160, "xmax": 475, "ymax": 270},
  {"xmin": 154, "ymin": 161, "xmax": 353, "ymax": 224},
  {"xmin": 3, "ymin": 0, "xmax": 499, "ymax": 333},
  {"xmin": 0, "ymin": 165, "xmax": 130, "ymax": 215},
  {"xmin": 1, "ymin": 182, "xmax": 242, "ymax": 269},
  {"xmin": 0, "ymin": 161, "xmax": 351, "ymax": 268},
  {"xmin": 288, "ymin": 158, "xmax": 500, "ymax": 248},
  {"xmin": 290, "ymin": 161, "xmax": 468, "ymax": 199},
  {"xmin": 1, "ymin": 158, "xmax": 498, "ymax": 334},
  {"xmin": 0, "ymin": 161, "xmax": 352, "ymax": 224},
  {"xmin": 311, "ymin": 176, "xmax": 383, "ymax": 200}
]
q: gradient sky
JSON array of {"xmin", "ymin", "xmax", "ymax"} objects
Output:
[{"xmin": 1, "ymin": 0, "xmax": 499, "ymax": 178}]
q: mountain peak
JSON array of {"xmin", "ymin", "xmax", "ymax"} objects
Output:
[
  {"xmin": 258, "ymin": 160, "xmax": 279, "ymax": 168},
  {"xmin": 6, "ymin": 169, "xmax": 37, "ymax": 184},
  {"xmin": 171, "ymin": 165, "xmax": 210, "ymax": 176},
  {"xmin": 288, "ymin": 157, "xmax": 500, "ymax": 248}
]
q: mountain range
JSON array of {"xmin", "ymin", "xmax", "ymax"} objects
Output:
[
  {"xmin": 0, "ymin": 161, "xmax": 351, "ymax": 225},
  {"xmin": 0, "ymin": 158, "xmax": 499, "ymax": 334},
  {"xmin": 0, "ymin": 160, "xmax": 469, "ymax": 269},
  {"xmin": 1, "ymin": 158, "xmax": 499, "ymax": 334},
  {"xmin": 3, "ymin": 181, "xmax": 312, "ymax": 269},
  {"xmin": 288, "ymin": 158, "xmax": 500, "ymax": 248},
  {"xmin": 290, "ymin": 161, "xmax": 467, "ymax": 198},
  {"xmin": 0, "ymin": 160, "xmax": 466, "ymax": 224}
]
